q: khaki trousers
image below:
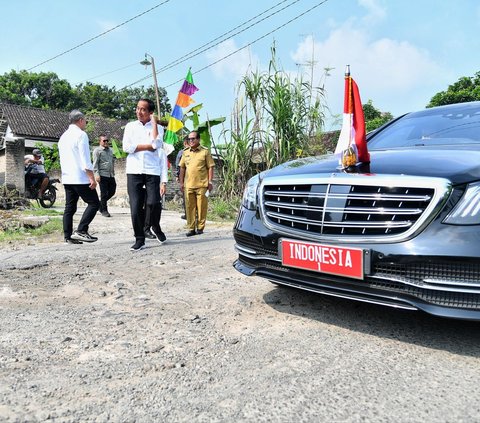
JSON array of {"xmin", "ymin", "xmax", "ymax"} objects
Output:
[{"xmin": 185, "ymin": 186, "xmax": 208, "ymax": 231}]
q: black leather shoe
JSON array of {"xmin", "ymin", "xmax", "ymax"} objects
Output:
[
  {"xmin": 144, "ymin": 228, "xmax": 156, "ymax": 239},
  {"xmin": 181, "ymin": 214, "xmax": 186, "ymax": 220},
  {"xmin": 196, "ymin": 229, "xmax": 204, "ymax": 235},
  {"xmin": 186, "ymin": 230, "xmax": 196, "ymax": 237}
]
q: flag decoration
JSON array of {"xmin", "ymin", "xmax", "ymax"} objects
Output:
[
  {"xmin": 334, "ymin": 65, "xmax": 370, "ymax": 167},
  {"xmin": 164, "ymin": 69, "xmax": 199, "ymax": 145}
]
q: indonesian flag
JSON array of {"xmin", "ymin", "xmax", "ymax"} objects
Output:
[{"xmin": 334, "ymin": 67, "xmax": 370, "ymax": 165}]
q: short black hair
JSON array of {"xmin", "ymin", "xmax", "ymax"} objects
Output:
[{"xmin": 138, "ymin": 98, "xmax": 155, "ymax": 112}]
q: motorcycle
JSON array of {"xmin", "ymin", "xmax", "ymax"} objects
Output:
[{"xmin": 25, "ymin": 164, "xmax": 59, "ymax": 208}]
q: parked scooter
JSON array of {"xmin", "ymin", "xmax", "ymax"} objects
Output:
[{"xmin": 25, "ymin": 165, "xmax": 59, "ymax": 208}]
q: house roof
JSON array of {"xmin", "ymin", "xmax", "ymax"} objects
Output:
[{"xmin": 0, "ymin": 103, "xmax": 127, "ymax": 142}]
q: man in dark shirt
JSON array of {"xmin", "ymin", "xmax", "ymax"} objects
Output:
[{"xmin": 93, "ymin": 135, "xmax": 116, "ymax": 217}]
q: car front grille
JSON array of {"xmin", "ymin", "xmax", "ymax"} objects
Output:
[
  {"xmin": 260, "ymin": 174, "xmax": 450, "ymax": 242},
  {"xmin": 373, "ymin": 262, "xmax": 480, "ymax": 292}
]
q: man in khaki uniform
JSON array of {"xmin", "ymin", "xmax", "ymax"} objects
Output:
[{"xmin": 179, "ymin": 131, "xmax": 215, "ymax": 236}]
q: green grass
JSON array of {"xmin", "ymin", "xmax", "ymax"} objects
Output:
[
  {"xmin": 165, "ymin": 197, "xmax": 240, "ymax": 222},
  {"xmin": 23, "ymin": 204, "xmax": 63, "ymax": 216},
  {"xmin": 0, "ymin": 218, "xmax": 62, "ymax": 243},
  {"xmin": 208, "ymin": 197, "xmax": 240, "ymax": 221}
]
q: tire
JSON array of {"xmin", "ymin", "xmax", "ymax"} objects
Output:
[{"xmin": 39, "ymin": 186, "xmax": 56, "ymax": 208}]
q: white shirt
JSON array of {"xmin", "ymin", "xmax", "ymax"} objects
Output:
[
  {"xmin": 58, "ymin": 124, "xmax": 93, "ymax": 185},
  {"xmin": 122, "ymin": 120, "xmax": 164, "ymax": 175},
  {"xmin": 158, "ymin": 147, "xmax": 168, "ymax": 184},
  {"xmin": 24, "ymin": 154, "xmax": 46, "ymax": 174}
]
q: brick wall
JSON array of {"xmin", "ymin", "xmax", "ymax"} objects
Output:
[
  {"xmin": 0, "ymin": 149, "xmax": 5, "ymax": 185},
  {"xmin": 4, "ymin": 137, "xmax": 25, "ymax": 192}
]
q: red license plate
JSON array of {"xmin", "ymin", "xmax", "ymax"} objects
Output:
[{"xmin": 281, "ymin": 239, "xmax": 364, "ymax": 280}]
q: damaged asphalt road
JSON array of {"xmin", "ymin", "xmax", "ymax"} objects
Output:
[{"xmin": 1, "ymin": 208, "xmax": 480, "ymax": 422}]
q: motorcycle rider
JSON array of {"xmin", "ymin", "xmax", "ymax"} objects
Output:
[{"xmin": 24, "ymin": 148, "xmax": 49, "ymax": 199}]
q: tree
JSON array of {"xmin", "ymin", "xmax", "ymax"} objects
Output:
[
  {"xmin": 0, "ymin": 70, "xmax": 171, "ymax": 120},
  {"xmin": 427, "ymin": 71, "xmax": 480, "ymax": 107},
  {"xmin": 114, "ymin": 86, "xmax": 171, "ymax": 120},
  {"xmin": 362, "ymin": 100, "xmax": 393, "ymax": 132},
  {"xmin": 0, "ymin": 70, "xmax": 73, "ymax": 110},
  {"xmin": 70, "ymin": 82, "xmax": 118, "ymax": 118}
]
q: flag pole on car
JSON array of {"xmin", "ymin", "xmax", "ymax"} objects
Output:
[{"xmin": 335, "ymin": 65, "xmax": 370, "ymax": 168}]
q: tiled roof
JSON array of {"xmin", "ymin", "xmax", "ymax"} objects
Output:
[{"xmin": 0, "ymin": 103, "xmax": 127, "ymax": 142}]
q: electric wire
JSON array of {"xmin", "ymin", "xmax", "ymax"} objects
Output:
[
  {"xmin": 27, "ymin": 0, "xmax": 171, "ymax": 71},
  {"xmin": 160, "ymin": 0, "xmax": 331, "ymax": 90},
  {"xmin": 83, "ymin": 0, "xmax": 295, "ymax": 84},
  {"xmin": 123, "ymin": 0, "xmax": 301, "ymax": 88}
]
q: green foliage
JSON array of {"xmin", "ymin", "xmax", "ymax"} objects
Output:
[
  {"xmin": 427, "ymin": 71, "xmax": 480, "ymax": 107},
  {"xmin": 111, "ymin": 139, "xmax": 127, "ymax": 159},
  {"xmin": 207, "ymin": 197, "xmax": 240, "ymax": 221},
  {"xmin": 34, "ymin": 143, "xmax": 60, "ymax": 172},
  {"xmin": 362, "ymin": 100, "xmax": 393, "ymax": 132},
  {"xmin": 218, "ymin": 43, "xmax": 328, "ymax": 199},
  {"xmin": 0, "ymin": 69, "xmax": 171, "ymax": 120},
  {"xmin": 0, "ymin": 70, "xmax": 73, "ymax": 110}
]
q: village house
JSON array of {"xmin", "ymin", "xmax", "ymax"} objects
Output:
[{"xmin": 0, "ymin": 102, "xmax": 129, "ymax": 202}]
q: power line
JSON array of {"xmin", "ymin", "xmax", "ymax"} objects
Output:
[
  {"xmin": 27, "ymin": 0, "xmax": 171, "ymax": 71},
  {"xmin": 163, "ymin": 0, "xmax": 331, "ymax": 90},
  {"xmin": 124, "ymin": 0, "xmax": 301, "ymax": 88},
  {"xmin": 80, "ymin": 62, "xmax": 140, "ymax": 84},
  {"xmin": 85, "ymin": 0, "xmax": 295, "ymax": 85}
]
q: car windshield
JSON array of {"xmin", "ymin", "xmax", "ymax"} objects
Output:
[{"xmin": 368, "ymin": 103, "xmax": 480, "ymax": 149}]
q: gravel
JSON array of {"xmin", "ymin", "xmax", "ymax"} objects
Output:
[{"xmin": 1, "ymin": 206, "xmax": 480, "ymax": 422}]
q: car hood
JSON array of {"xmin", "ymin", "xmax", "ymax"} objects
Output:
[{"xmin": 265, "ymin": 146, "xmax": 480, "ymax": 185}]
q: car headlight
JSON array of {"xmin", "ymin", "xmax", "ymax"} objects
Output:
[
  {"xmin": 242, "ymin": 173, "xmax": 261, "ymax": 210},
  {"xmin": 444, "ymin": 182, "xmax": 480, "ymax": 225}
]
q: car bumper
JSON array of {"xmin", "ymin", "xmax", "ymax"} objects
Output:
[{"xmin": 233, "ymin": 208, "xmax": 480, "ymax": 320}]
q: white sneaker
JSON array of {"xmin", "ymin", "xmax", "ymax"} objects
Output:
[{"xmin": 71, "ymin": 231, "xmax": 98, "ymax": 243}]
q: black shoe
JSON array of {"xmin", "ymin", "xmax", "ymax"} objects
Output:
[
  {"xmin": 65, "ymin": 238, "xmax": 83, "ymax": 245},
  {"xmin": 152, "ymin": 227, "xmax": 167, "ymax": 244},
  {"xmin": 144, "ymin": 228, "xmax": 156, "ymax": 239},
  {"xmin": 196, "ymin": 229, "xmax": 204, "ymax": 235},
  {"xmin": 181, "ymin": 214, "xmax": 186, "ymax": 220},
  {"xmin": 130, "ymin": 241, "xmax": 146, "ymax": 251},
  {"xmin": 186, "ymin": 230, "xmax": 196, "ymax": 237},
  {"xmin": 71, "ymin": 231, "xmax": 98, "ymax": 243},
  {"xmin": 101, "ymin": 211, "xmax": 111, "ymax": 217}
]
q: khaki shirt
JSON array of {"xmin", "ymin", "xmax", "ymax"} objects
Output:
[{"xmin": 179, "ymin": 146, "xmax": 215, "ymax": 188}]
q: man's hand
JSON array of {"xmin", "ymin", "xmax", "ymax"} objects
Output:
[
  {"xmin": 160, "ymin": 183, "xmax": 166, "ymax": 196},
  {"xmin": 95, "ymin": 175, "xmax": 101, "ymax": 183},
  {"xmin": 89, "ymin": 179, "xmax": 97, "ymax": 190},
  {"xmin": 180, "ymin": 182, "xmax": 184, "ymax": 192}
]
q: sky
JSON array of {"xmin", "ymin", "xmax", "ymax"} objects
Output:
[{"xmin": 1, "ymin": 0, "xmax": 480, "ymax": 134}]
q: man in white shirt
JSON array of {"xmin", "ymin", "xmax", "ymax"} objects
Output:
[
  {"xmin": 58, "ymin": 110, "xmax": 100, "ymax": 244},
  {"xmin": 122, "ymin": 98, "xmax": 164, "ymax": 251},
  {"xmin": 144, "ymin": 147, "xmax": 168, "ymax": 241}
]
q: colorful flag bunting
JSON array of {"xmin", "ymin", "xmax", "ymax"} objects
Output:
[
  {"xmin": 335, "ymin": 66, "xmax": 370, "ymax": 167},
  {"xmin": 164, "ymin": 69, "xmax": 199, "ymax": 148}
]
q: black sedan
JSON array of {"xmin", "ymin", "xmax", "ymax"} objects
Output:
[{"xmin": 233, "ymin": 101, "xmax": 480, "ymax": 320}]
